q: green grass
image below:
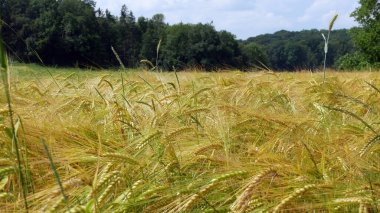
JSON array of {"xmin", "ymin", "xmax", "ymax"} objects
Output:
[{"xmin": 0, "ymin": 64, "xmax": 380, "ymax": 212}]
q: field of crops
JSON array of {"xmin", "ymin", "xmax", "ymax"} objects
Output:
[{"xmin": 1, "ymin": 65, "xmax": 380, "ymax": 212}]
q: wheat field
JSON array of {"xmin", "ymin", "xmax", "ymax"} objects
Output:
[{"xmin": 1, "ymin": 64, "xmax": 380, "ymax": 212}]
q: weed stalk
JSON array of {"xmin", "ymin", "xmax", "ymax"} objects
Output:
[{"xmin": 0, "ymin": 35, "xmax": 29, "ymax": 211}]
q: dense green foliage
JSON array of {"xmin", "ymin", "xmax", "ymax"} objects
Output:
[
  {"xmin": 351, "ymin": 0, "xmax": 380, "ymax": 62},
  {"xmin": 343, "ymin": 0, "xmax": 380, "ymax": 69},
  {"xmin": 0, "ymin": 0, "xmax": 378, "ymax": 70},
  {"xmin": 336, "ymin": 52, "xmax": 371, "ymax": 70},
  {"xmin": 162, "ymin": 24, "xmax": 243, "ymax": 70},
  {"xmin": 244, "ymin": 29, "xmax": 355, "ymax": 70}
]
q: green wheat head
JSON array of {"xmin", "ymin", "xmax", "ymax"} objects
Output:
[
  {"xmin": 322, "ymin": 14, "xmax": 339, "ymax": 80},
  {"xmin": 329, "ymin": 14, "xmax": 339, "ymax": 32}
]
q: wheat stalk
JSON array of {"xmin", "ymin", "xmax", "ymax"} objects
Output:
[
  {"xmin": 231, "ymin": 168, "xmax": 276, "ymax": 212},
  {"xmin": 273, "ymin": 184, "xmax": 316, "ymax": 212},
  {"xmin": 183, "ymin": 107, "xmax": 211, "ymax": 116},
  {"xmin": 359, "ymin": 134, "xmax": 380, "ymax": 157},
  {"xmin": 333, "ymin": 197, "xmax": 371, "ymax": 204},
  {"xmin": 139, "ymin": 185, "xmax": 169, "ymax": 200},
  {"xmin": 90, "ymin": 171, "xmax": 120, "ymax": 198},
  {"xmin": 175, "ymin": 171, "xmax": 247, "ymax": 212},
  {"xmin": 165, "ymin": 127, "xmax": 193, "ymax": 141},
  {"xmin": 98, "ymin": 177, "xmax": 121, "ymax": 205},
  {"xmin": 136, "ymin": 131, "xmax": 162, "ymax": 150},
  {"xmin": 322, "ymin": 14, "xmax": 338, "ymax": 80},
  {"xmin": 194, "ymin": 143, "xmax": 224, "ymax": 155}
]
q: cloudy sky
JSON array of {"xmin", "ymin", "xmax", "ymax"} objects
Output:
[{"xmin": 95, "ymin": 0, "xmax": 359, "ymax": 39}]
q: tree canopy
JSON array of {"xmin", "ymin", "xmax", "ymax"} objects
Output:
[
  {"xmin": 0, "ymin": 0, "xmax": 376, "ymax": 71},
  {"xmin": 244, "ymin": 29, "xmax": 355, "ymax": 70},
  {"xmin": 350, "ymin": 0, "xmax": 380, "ymax": 65}
]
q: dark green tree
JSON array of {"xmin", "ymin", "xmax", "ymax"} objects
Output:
[
  {"xmin": 57, "ymin": 0, "xmax": 100, "ymax": 66},
  {"xmin": 96, "ymin": 9, "xmax": 119, "ymax": 66},
  {"xmin": 284, "ymin": 43, "xmax": 310, "ymax": 70},
  {"xmin": 187, "ymin": 23, "xmax": 220, "ymax": 69},
  {"xmin": 0, "ymin": 0, "xmax": 32, "ymax": 61},
  {"xmin": 335, "ymin": 52, "xmax": 371, "ymax": 70},
  {"xmin": 217, "ymin": 30, "xmax": 243, "ymax": 68},
  {"xmin": 161, "ymin": 23, "xmax": 192, "ymax": 69},
  {"xmin": 115, "ymin": 5, "xmax": 141, "ymax": 67},
  {"xmin": 140, "ymin": 14, "xmax": 166, "ymax": 65},
  {"xmin": 241, "ymin": 42, "xmax": 269, "ymax": 69},
  {"xmin": 162, "ymin": 23, "xmax": 243, "ymax": 70},
  {"xmin": 26, "ymin": 0, "xmax": 61, "ymax": 64},
  {"xmin": 351, "ymin": 0, "xmax": 380, "ymax": 63}
]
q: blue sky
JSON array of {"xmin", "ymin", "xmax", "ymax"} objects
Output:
[{"xmin": 95, "ymin": 0, "xmax": 359, "ymax": 39}]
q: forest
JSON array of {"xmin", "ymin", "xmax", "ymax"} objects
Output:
[{"xmin": 0, "ymin": 0, "xmax": 379, "ymax": 71}]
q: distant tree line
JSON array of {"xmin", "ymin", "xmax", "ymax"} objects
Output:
[
  {"xmin": 0, "ymin": 0, "xmax": 378, "ymax": 71},
  {"xmin": 242, "ymin": 29, "xmax": 355, "ymax": 70}
]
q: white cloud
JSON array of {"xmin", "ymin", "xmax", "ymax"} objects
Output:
[
  {"xmin": 298, "ymin": 0, "xmax": 358, "ymax": 29},
  {"xmin": 95, "ymin": 0, "xmax": 359, "ymax": 39}
]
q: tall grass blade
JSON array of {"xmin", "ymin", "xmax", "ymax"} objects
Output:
[
  {"xmin": 174, "ymin": 69, "xmax": 181, "ymax": 92},
  {"xmin": 334, "ymin": 93, "xmax": 374, "ymax": 113},
  {"xmin": 140, "ymin": 59, "xmax": 156, "ymax": 71},
  {"xmin": 300, "ymin": 141, "xmax": 322, "ymax": 178},
  {"xmin": 0, "ymin": 35, "xmax": 29, "ymax": 211},
  {"xmin": 111, "ymin": 46, "xmax": 127, "ymax": 99},
  {"xmin": 156, "ymin": 39, "xmax": 162, "ymax": 71},
  {"xmin": 41, "ymin": 138, "xmax": 68, "ymax": 204},
  {"xmin": 138, "ymin": 75, "xmax": 154, "ymax": 90},
  {"xmin": 359, "ymin": 134, "xmax": 380, "ymax": 157},
  {"xmin": 140, "ymin": 39, "xmax": 162, "ymax": 72},
  {"xmin": 16, "ymin": 117, "xmax": 35, "ymax": 194},
  {"xmin": 323, "ymin": 105, "xmax": 377, "ymax": 134},
  {"xmin": 111, "ymin": 46, "xmax": 126, "ymax": 70},
  {"xmin": 95, "ymin": 87, "xmax": 108, "ymax": 105},
  {"xmin": 366, "ymin": 81, "xmax": 380, "ymax": 95}
]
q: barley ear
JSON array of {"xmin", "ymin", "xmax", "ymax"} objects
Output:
[{"xmin": 329, "ymin": 14, "xmax": 338, "ymax": 32}]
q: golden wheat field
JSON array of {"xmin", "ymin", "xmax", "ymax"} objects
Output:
[{"xmin": 1, "ymin": 64, "xmax": 380, "ymax": 212}]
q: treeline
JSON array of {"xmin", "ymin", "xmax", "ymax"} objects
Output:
[
  {"xmin": 0, "ymin": 0, "xmax": 378, "ymax": 70},
  {"xmin": 241, "ymin": 29, "xmax": 355, "ymax": 70}
]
